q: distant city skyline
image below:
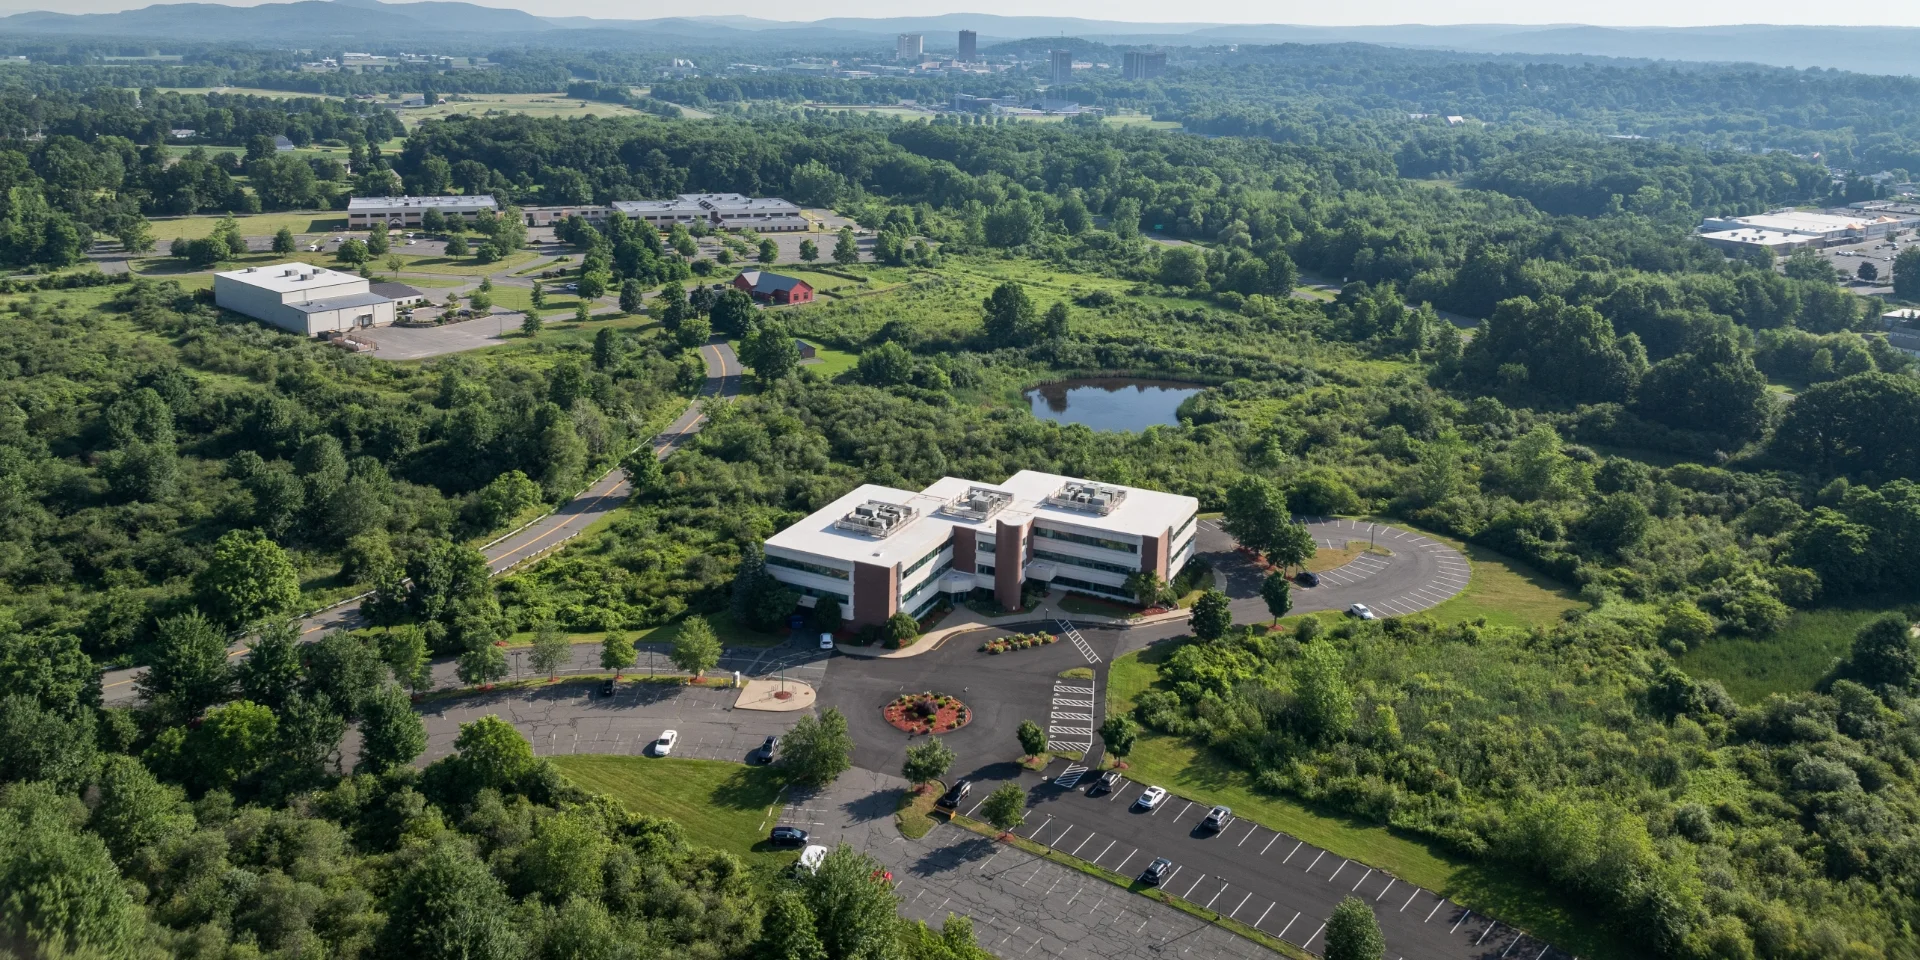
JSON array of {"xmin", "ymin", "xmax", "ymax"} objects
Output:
[{"xmin": 1, "ymin": 0, "xmax": 1912, "ymax": 27}]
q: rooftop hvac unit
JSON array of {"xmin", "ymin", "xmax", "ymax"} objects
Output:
[
  {"xmin": 1046, "ymin": 481, "xmax": 1128, "ymax": 516},
  {"xmin": 834, "ymin": 500, "xmax": 918, "ymax": 537}
]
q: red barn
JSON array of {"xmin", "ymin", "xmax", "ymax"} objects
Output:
[{"xmin": 732, "ymin": 270, "xmax": 814, "ymax": 305}]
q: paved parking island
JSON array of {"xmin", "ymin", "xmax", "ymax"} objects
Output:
[
  {"xmin": 1010, "ymin": 762, "xmax": 1571, "ymax": 960},
  {"xmin": 1196, "ymin": 517, "xmax": 1470, "ymax": 624},
  {"xmin": 417, "ymin": 680, "xmax": 797, "ymax": 765}
]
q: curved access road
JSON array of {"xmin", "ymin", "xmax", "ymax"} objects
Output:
[{"xmin": 99, "ymin": 340, "xmax": 741, "ymax": 704}]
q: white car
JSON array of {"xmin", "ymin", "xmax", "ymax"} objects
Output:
[
  {"xmin": 796, "ymin": 844, "xmax": 829, "ymax": 875},
  {"xmin": 1348, "ymin": 603, "xmax": 1379, "ymax": 621},
  {"xmin": 405, "ymin": 239, "xmax": 416, "ymax": 245},
  {"xmin": 1133, "ymin": 785, "xmax": 1168, "ymax": 811},
  {"xmin": 652, "ymin": 730, "xmax": 680, "ymax": 756},
  {"xmin": 819, "ymin": 632, "xmax": 835, "ymax": 650}
]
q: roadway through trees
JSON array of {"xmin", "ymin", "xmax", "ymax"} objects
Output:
[{"xmin": 97, "ymin": 339, "xmax": 741, "ymax": 704}]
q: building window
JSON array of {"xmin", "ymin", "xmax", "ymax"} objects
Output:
[
  {"xmin": 792, "ymin": 584, "xmax": 849, "ymax": 605},
  {"xmin": 1171, "ymin": 512, "xmax": 1196, "ymax": 545},
  {"xmin": 902, "ymin": 543, "xmax": 946, "ymax": 579},
  {"xmin": 766, "ymin": 554, "xmax": 850, "ymax": 580},
  {"xmin": 1034, "ymin": 548, "xmax": 1137, "ymax": 576},
  {"xmin": 978, "ymin": 539, "xmax": 996, "ymax": 555},
  {"xmin": 977, "ymin": 564, "xmax": 995, "ymax": 577},
  {"xmin": 1034, "ymin": 526, "xmax": 1137, "ymax": 554},
  {"xmin": 902, "ymin": 558, "xmax": 953, "ymax": 607},
  {"xmin": 1051, "ymin": 575, "xmax": 1134, "ymax": 600}
]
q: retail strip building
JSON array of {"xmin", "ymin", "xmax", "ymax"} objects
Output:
[{"xmin": 762, "ymin": 471, "xmax": 1199, "ymax": 627}]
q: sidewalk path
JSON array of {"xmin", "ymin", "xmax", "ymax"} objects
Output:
[{"xmin": 99, "ymin": 338, "xmax": 742, "ymax": 704}]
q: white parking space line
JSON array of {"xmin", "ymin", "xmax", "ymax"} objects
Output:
[
  {"xmin": 1070, "ymin": 833, "xmax": 1093, "ymax": 857},
  {"xmin": 1278, "ymin": 912, "xmax": 1301, "ymax": 939},
  {"xmin": 1328, "ymin": 860, "xmax": 1348, "ymax": 883},
  {"xmin": 1254, "ymin": 903, "xmax": 1274, "ymax": 929},
  {"xmin": 1283, "ymin": 841, "xmax": 1303, "ymax": 863},
  {"xmin": 1161, "ymin": 865, "xmax": 1182, "ymax": 888},
  {"xmin": 1376, "ymin": 878, "xmax": 1396, "ymax": 901},
  {"xmin": 1114, "ymin": 849, "xmax": 1137, "ymax": 874},
  {"xmin": 1426, "ymin": 899, "xmax": 1446, "ymax": 921},
  {"xmin": 1237, "ymin": 824, "xmax": 1258, "ymax": 846},
  {"xmin": 1501, "ymin": 935, "xmax": 1523, "ymax": 958},
  {"xmin": 1450, "ymin": 909, "xmax": 1473, "ymax": 933},
  {"xmin": 1304, "ymin": 923, "xmax": 1327, "ymax": 948},
  {"xmin": 1171, "ymin": 800, "xmax": 1193, "ymax": 821},
  {"xmin": 1476, "ymin": 921, "xmax": 1499, "ymax": 945},
  {"xmin": 1306, "ymin": 850, "xmax": 1325, "ymax": 872},
  {"xmin": 1092, "ymin": 839, "xmax": 1115, "ymax": 863},
  {"xmin": 1228, "ymin": 892, "xmax": 1251, "ymax": 919},
  {"xmin": 1352, "ymin": 867, "xmax": 1373, "ymax": 891},
  {"xmin": 1025, "ymin": 816, "xmax": 1053, "ymax": 839},
  {"xmin": 1403, "ymin": 889, "xmax": 1420, "ymax": 911},
  {"xmin": 1181, "ymin": 873, "xmax": 1207, "ymax": 899},
  {"xmin": 1050, "ymin": 825, "xmax": 1073, "ymax": 847}
]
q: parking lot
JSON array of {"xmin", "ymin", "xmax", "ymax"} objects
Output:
[
  {"xmin": 415, "ymin": 679, "xmax": 799, "ymax": 766},
  {"xmin": 768, "ymin": 768, "xmax": 1297, "ymax": 960},
  {"xmin": 994, "ymin": 761, "xmax": 1572, "ymax": 960}
]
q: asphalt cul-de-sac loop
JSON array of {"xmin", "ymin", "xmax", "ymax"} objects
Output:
[
  {"xmin": 1297, "ymin": 518, "xmax": 1471, "ymax": 617},
  {"xmin": 1015, "ymin": 763, "xmax": 1574, "ymax": 960}
]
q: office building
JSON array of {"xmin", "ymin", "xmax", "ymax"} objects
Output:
[
  {"xmin": 1049, "ymin": 49, "xmax": 1074, "ymax": 85},
  {"xmin": 214, "ymin": 264, "xmax": 396, "ymax": 337},
  {"xmin": 897, "ymin": 34, "xmax": 923, "ymax": 60},
  {"xmin": 613, "ymin": 193, "xmax": 808, "ymax": 231},
  {"xmin": 958, "ymin": 30, "xmax": 978, "ymax": 61},
  {"xmin": 347, "ymin": 195, "xmax": 497, "ymax": 228},
  {"xmin": 1122, "ymin": 50, "xmax": 1166, "ymax": 80},
  {"xmin": 763, "ymin": 471, "xmax": 1199, "ymax": 626}
]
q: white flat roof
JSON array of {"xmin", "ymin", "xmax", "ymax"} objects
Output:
[
  {"xmin": 1699, "ymin": 228, "xmax": 1819, "ymax": 245},
  {"xmin": 765, "ymin": 472, "xmax": 1198, "ymax": 568},
  {"xmin": 216, "ymin": 263, "xmax": 365, "ymax": 295}
]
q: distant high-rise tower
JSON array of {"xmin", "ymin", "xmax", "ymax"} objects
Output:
[
  {"xmin": 1049, "ymin": 49, "xmax": 1073, "ymax": 85},
  {"xmin": 958, "ymin": 29, "xmax": 977, "ymax": 61},
  {"xmin": 897, "ymin": 34, "xmax": 923, "ymax": 60},
  {"xmin": 1122, "ymin": 51, "xmax": 1166, "ymax": 80}
]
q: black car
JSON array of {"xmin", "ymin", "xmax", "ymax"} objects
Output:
[
  {"xmin": 599, "ymin": 678, "xmax": 616, "ymax": 697},
  {"xmin": 757, "ymin": 735, "xmax": 778, "ymax": 765},
  {"xmin": 935, "ymin": 780, "xmax": 972, "ymax": 810},
  {"xmin": 1296, "ymin": 571, "xmax": 1321, "ymax": 587},
  {"xmin": 1140, "ymin": 857, "xmax": 1174, "ymax": 886},
  {"xmin": 768, "ymin": 826, "xmax": 809, "ymax": 848},
  {"xmin": 1090, "ymin": 771, "xmax": 1122, "ymax": 796}
]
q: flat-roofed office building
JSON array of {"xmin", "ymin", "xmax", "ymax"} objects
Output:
[
  {"xmin": 762, "ymin": 471, "xmax": 1199, "ymax": 626},
  {"xmin": 348, "ymin": 195, "xmax": 498, "ymax": 228}
]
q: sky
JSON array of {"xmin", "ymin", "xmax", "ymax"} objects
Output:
[{"xmin": 11, "ymin": 0, "xmax": 1916, "ymax": 26}]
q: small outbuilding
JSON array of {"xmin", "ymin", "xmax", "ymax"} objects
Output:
[{"xmin": 732, "ymin": 270, "xmax": 815, "ymax": 305}]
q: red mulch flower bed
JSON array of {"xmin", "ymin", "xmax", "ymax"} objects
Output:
[{"xmin": 883, "ymin": 692, "xmax": 970, "ymax": 734}]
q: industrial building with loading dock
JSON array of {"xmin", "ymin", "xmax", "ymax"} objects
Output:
[
  {"xmin": 213, "ymin": 264, "xmax": 397, "ymax": 336},
  {"xmin": 762, "ymin": 471, "xmax": 1199, "ymax": 626}
]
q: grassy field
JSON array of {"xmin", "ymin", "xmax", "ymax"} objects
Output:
[
  {"xmin": 1679, "ymin": 606, "xmax": 1902, "ymax": 702},
  {"xmin": 485, "ymin": 283, "xmax": 592, "ymax": 317},
  {"xmin": 399, "ymin": 93, "xmax": 650, "ymax": 127},
  {"xmin": 1107, "ymin": 645, "xmax": 1632, "ymax": 960},
  {"xmin": 1417, "ymin": 531, "xmax": 1583, "ymax": 628},
  {"xmin": 548, "ymin": 755, "xmax": 789, "ymax": 867},
  {"xmin": 803, "ymin": 345, "xmax": 858, "ymax": 377},
  {"xmin": 147, "ymin": 211, "xmax": 349, "ymax": 241}
]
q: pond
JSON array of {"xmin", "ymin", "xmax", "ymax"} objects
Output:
[{"xmin": 1023, "ymin": 378, "xmax": 1205, "ymax": 432}]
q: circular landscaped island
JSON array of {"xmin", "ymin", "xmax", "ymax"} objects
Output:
[{"xmin": 883, "ymin": 692, "xmax": 971, "ymax": 734}]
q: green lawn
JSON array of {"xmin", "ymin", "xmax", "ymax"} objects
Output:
[
  {"xmin": 1418, "ymin": 531, "xmax": 1583, "ymax": 629},
  {"xmin": 396, "ymin": 250, "xmax": 539, "ymax": 275},
  {"xmin": 1679, "ymin": 606, "xmax": 1900, "ymax": 703},
  {"xmin": 148, "ymin": 211, "xmax": 349, "ymax": 241},
  {"xmin": 500, "ymin": 609, "xmax": 791, "ymax": 651},
  {"xmin": 486, "ymin": 283, "xmax": 591, "ymax": 317},
  {"xmin": 1108, "ymin": 647, "xmax": 1634, "ymax": 960},
  {"xmin": 548, "ymin": 755, "xmax": 789, "ymax": 867},
  {"xmin": 803, "ymin": 345, "xmax": 858, "ymax": 377}
]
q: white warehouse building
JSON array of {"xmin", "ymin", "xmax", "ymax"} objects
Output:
[
  {"xmin": 213, "ymin": 263, "xmax": 396, "ymax": 336},
  {"xmin": 762, "ymin": 471, "xmax": 1199, "ymax": 627},
  {"xmin": 348, "ymin": 195, "xmax": 498, "ymax": 228}
]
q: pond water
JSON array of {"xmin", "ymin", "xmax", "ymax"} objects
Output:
[{"xmin": 1023, "ymin": 378, "xmax": 1205, "ymax": 432}]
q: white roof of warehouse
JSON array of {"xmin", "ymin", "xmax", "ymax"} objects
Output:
[
  {"xmin": 215, "ymin": 264, "xmax": 365, "ymax": 295},
  {"xmin": 765, "ymin": 472, "xmax": 1198, "ymax": 568}
]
